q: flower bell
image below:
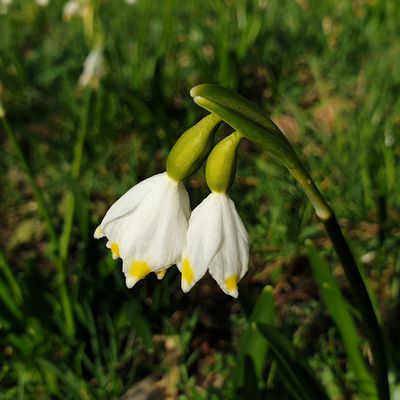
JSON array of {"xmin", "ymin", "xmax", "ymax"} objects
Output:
[
  {"xmin": 179, "ymin": 131, "xmax": 249, "ymax": 297},
  {"xmin": 94, "ymin": 114, "xmax": 220, "ymax": 288},
  {"xmin": 79, "ymin": 46, "xmax": 105, "ymax": 90}
]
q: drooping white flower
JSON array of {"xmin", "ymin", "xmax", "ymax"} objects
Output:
[
  {"xmin": 63, "ymin": 0, "xmax": 89, "ymax": 21},
  {"xmin": 63, "ymin": 0, "xmax": 81, "ymax": 20},
  {"xmin": 94, "ymin": 172, "xmax": 190, "ymax": 288},
  {"xmin": 78, "ymin": 47, "xmax": 105, "ymax": 89},
  {"xmin": 36, "ymin": 0, "xmax": 49, "ymax": 6},
  {"xmin": 0, "ymin": 0, "xmax": 12, "ymax": 14},
  {"xmin": 179, "ymin": 192, "xmax": 249, "ymax": 298}
]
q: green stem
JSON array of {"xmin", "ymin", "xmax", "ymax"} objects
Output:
[
  {"xmin": 59, "ymin": 89, "xmax": 92, "ymax": 262},
  {"xmin": 289, "ymin": 156, "xmax": 389, "ymax": 400},
  {"xmin": 278, "ymin": 153, "xmax": 389, "ymax": 400},
  {"xmin": 280, "ymin": 156, "xmax": 389, "ymax": 400},
  {"xmin": 1, "ymin": 115, "xmax": 75, "ymax": 337},
  {"xmin": 0, "ymin": 250, "xmax": 23, "ymax": 305},
  {"xmin": 189, "ymin": 84, "xmax": 390, "ymax": 399},
  {"xmin": 1, "ymin": 117, "xmax": 57, "ymax": 248},
  {"xmin": 323, "ymin": 215, "xmax": 389, "ymax": 400}
]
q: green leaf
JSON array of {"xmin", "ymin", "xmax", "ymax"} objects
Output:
[
  {"xmin": 305, "ymin": 239, "xmax": 377, "ymax": 399},
  {"xmin": 0, "ymin": 250, "xmax": 23, "ymax": 306},
  {"xmin": 236, "ymin": 286, "xmax": 274, "ymax": 388},
  {"xmin": 257, "ymin": 323, "xmax": 329, "ymax": 400},
  {"xmin": 0, "ymin": 276, "xmax": 23, "ymax": 321},
  {"xmin": 117, "ymin": 300, "xmax": 153, "ymax": 348}
]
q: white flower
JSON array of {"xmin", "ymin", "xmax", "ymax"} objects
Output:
[
  {"xmin": 63, "ymin": 0, "xmax": 81, "ymax": 20},
  {"xmin": 179, "ymin": 192, "xmax": 249, "ymax": 298},
  {"xmin": 94, "ymin": 172, "xmax": 190, "ymax": 288},
  {"xmin": 63, "ymin": 0, "xmax": 89, "ymax": 20},
  {"xmin": 78, "ymin": 47, "xmax": 105, "ymax": 89},
  {"xmin": 36, "ymin": 0, "xmax": 49, "ymax": 6},
  {"xmin": 0, "ymin": 0, "xmax": 12, "ymax": 14}
]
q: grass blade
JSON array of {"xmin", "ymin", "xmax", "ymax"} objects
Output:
[
  {"xmin": 305, "ymin": 239, "xmax": 377, "ymax": 399},
  {"xmin": 257, "ymin": 322, "xmax": 329, "ymax": 400},
  {"xmin": 236, "ymin": 285, "xmax": 274, "ymax": 388}
]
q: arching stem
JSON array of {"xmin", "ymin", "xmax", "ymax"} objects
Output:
[{"xmin": 190, "ymin": 83, "xmax": 390, "ymax": 400}]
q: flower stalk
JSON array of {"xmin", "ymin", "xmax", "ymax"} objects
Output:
[
  {"xmin": 190, "ymin": 84, "xmax": 389, "ymax": 400},
  {"xmin": 59, "ymin": 89, "xmax": 92, "ymax": 262}
]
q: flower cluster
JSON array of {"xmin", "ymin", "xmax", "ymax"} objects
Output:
[{"xmin": 95, "ymin": 116, "xmax": 249, "ymax": 297}]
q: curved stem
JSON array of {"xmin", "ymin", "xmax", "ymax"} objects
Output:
[
  {"xmin": 323, "ymin": 215, "xmax": 389, "ymax": 400},
  {"xmin": 278, "ymin": 151, "xmax": 389, "ymax": 400},
  {"xmin": 190, "ymin": 83, "xmax": 390, "ymax": 399},
  {"xmin": 284, "ymin": 146, "xmax": 389, "ymax": 400},
  {"xmin": 278, "ymin": 146, "xmax": 389, "ymax": 400}
]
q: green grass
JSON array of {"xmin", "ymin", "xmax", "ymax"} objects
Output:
[{"xmin": 1, "ymin": 0, "xmax": 400, "ymax": 398}]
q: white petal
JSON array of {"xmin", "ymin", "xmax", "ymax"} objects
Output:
[
  {"xmin": 93, "ymin": 225, "xmax": 104, "ymax": 239},
  {"xmin": 95, "ymin": 172, "xmax": 190, "ymax": 286},
  {"xmin": 100, "ymin": 173, "xmax": 165, "ymax": 229},
  {"xmin": 119, "ymin": 174, "xmax": 189, "ymax": 269},
  {"xmin": 208, "ymin": 195, "xmax": 249, "ymax": 297},
  {"xmin": 155, "ymin": 268, "xmax": 168, "ymax": 280},
  {"xmin": 179, "ymin": 193, "xmax": 226, "ymax": 292}
]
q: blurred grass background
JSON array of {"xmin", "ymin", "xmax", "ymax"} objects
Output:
[{"xmin": 1, "ymin": 0, "xmax": 400, "ymax": 398}]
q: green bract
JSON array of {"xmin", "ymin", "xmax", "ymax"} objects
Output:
[
  {"xmin": 190, "ymin": 84, "xmax": 332, "ymax": 220},
  {"xmin": 206, "ymin": 131, "xmax": 242, "ymax": 193},
  {"xmin": 166, "ymin": 114, "xmax": 220, "ymax": 181}
]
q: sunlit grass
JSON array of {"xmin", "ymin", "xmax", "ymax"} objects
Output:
[{"xmin": 1, "ymin": 0, "xmax": 400, "ymax": 398}]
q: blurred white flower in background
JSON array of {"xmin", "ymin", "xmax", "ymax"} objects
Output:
[
  {"xmin": 63, "ymin": 0, "xmax": 81, "ymax": 20},
  {"xmin": 63, "ymin": 0, "xmax": 89, "ymax": 21},
  {"xmin": 35, "ymin": 0, "xmax": 49, "ymax": 6},
  {"xmin": 125, "ymin": 0, "xmax": 138, "ymax": 4},
  {"xmin": 0, "ymin": 0, "xmax": 12, "ymax": 15},
  {"xmin": 78, "ymin": 47, "xmax": 105, "ymax": 89}
]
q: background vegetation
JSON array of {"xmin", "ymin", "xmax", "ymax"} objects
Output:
[{"xmin": 1, "ymin": 0, "xmax": 399, "ymax": 398}]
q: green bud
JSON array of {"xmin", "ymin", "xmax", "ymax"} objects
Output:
[
  {"xmin": 206, "ymin": 131, "xmax": 243, "ymax": 193},
  {"xmin": 166, "ymin": 114, "xmax": 221, "ymax": 181}
]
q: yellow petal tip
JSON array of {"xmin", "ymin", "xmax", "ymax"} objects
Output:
[
  {"xmin": 128, "ymin": 260, "xmax": 152, "ymax": 281},
  {"xmin": 181, "ymin": 258, "xmax": 194, "ymax": 285},
  {"xmin": 156, "ymin": 269, "xmax": 167, "ymax": 280},
  {"xmin": 110, "ymin": 242, "xmax": 120, "ymax": 258},
  {"xmin": 94, "ymin": 225, "xmax": 103, "ymax": 238},
  {"xmin": 225, "ymin": 274, "xmax": 238, "ymax": 292}
]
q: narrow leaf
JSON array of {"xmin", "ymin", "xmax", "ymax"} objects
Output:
[
  {"xmin": 257, "ymin": 323, "xmax": 329, "ymax": 400},
  {"xmin": 305, "ymin": 239, "xmax": 377, "ymax": 399},
  {"xmin": 236, "ymin": 286, "xmax": 274, "ymax": 387}
]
